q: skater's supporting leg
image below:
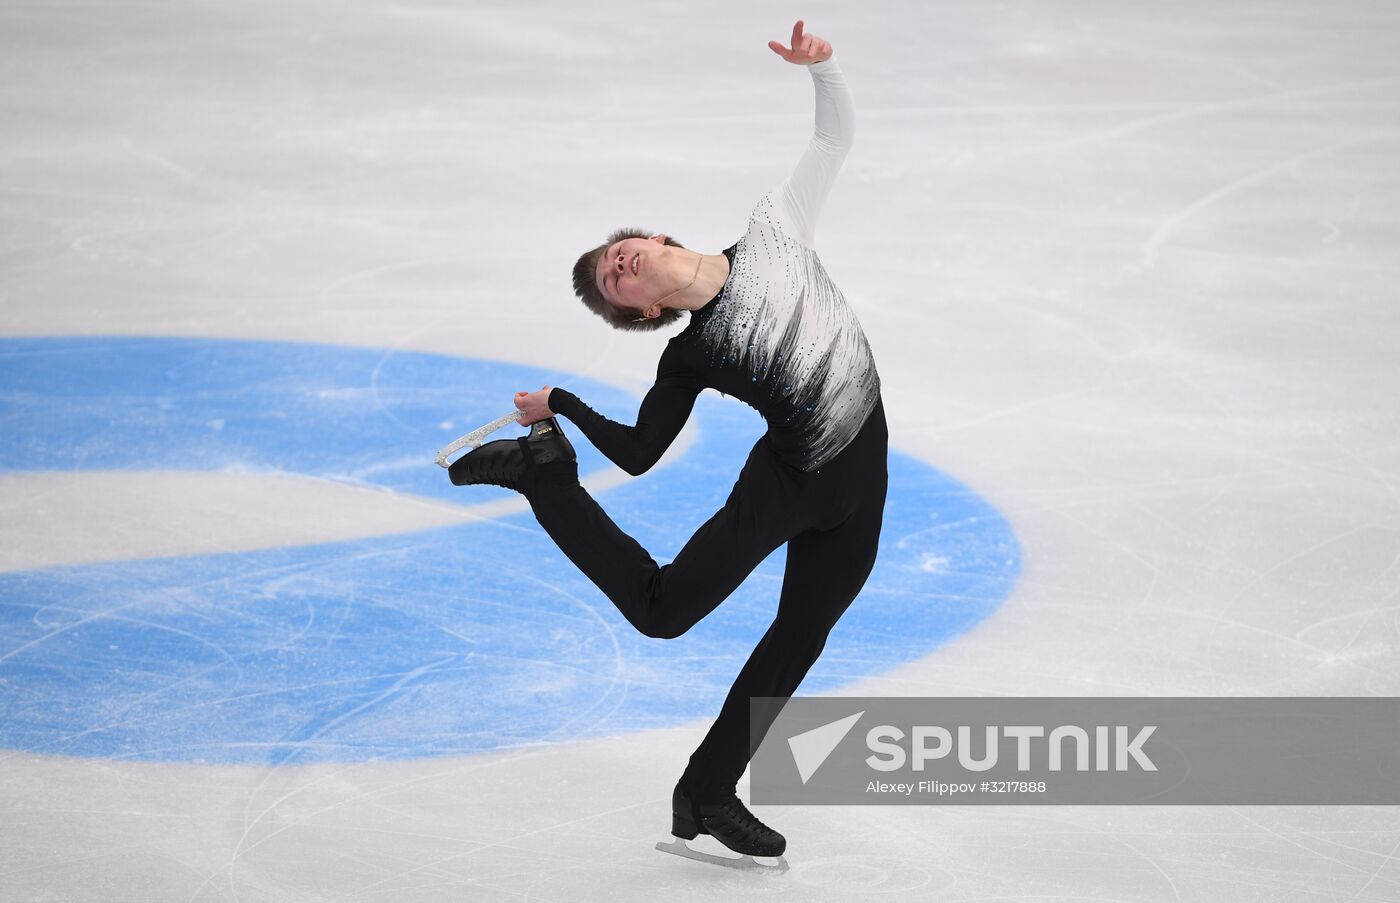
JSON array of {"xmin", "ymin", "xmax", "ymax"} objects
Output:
[
  {"xmin": 679, "ymin": 458, "xmax": 887, "ymax": 800},
  {"xmin": 524, "ymin": 438, "xmax": 798, "ymax": 639}
]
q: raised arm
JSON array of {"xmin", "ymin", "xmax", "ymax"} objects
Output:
[
  {"xmin": 767, "ymin": 20, "xmax": 854, "ymax": 248},
  {"xmin": 526, "ymin": 359, "xmax": 703, "ymax": 477}
]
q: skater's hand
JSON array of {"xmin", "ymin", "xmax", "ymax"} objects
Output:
[
  {"xmin": 515, "ymin": 385, "xmax": 554, "ymax": 426},
  {"xmin": 768, "ymin": 20, "xmax": 832, "ymax": 65}
]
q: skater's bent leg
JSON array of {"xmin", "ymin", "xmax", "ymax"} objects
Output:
[
  {"xmin": 524, "ymin": 481, "xmax": 666, "ymax": 635},
  {"xmin": 524, "ymin": 446, "xmax": 793, "ymax": 639},
  {"xmin": 679, "ymin": 489, "xmax": 886, "ymax": 801}
]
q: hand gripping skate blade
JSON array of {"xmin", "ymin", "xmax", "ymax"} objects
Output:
[
  {"xmin": 654, "ymin": 838, "xmax": 789, "ymax": 873},
  {"xmin": 434, "ymin": 410, "xmax": 523, "ymax": 468}
]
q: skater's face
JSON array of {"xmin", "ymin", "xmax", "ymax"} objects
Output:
[{"xmin": 596, "ymin": 234, "xmax": 668, "ymax": 318}]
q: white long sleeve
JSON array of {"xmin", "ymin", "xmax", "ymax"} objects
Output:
[
  {"xmin": 659, "ymin": 58, "xmax": 877, "ymax": 473},
  {"xmin": 768, "ymin": 58, "xmax": 855, "ymax": 249}
]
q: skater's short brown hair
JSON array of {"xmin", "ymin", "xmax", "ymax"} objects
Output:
[{"xmin": 572, "ymin": 227, "xmax": 688, "ymax": 333}]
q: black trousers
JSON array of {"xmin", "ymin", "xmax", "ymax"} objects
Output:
[{"xmin": 524, "ymin": 396, "xmax": 888, "ymax": 801}]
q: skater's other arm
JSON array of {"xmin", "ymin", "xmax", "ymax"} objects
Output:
[
  {"xmin": 767, "ymin": 20, "xmax": 853, "ymax": 248},
  {"xmin": 548, "ymin": 377, "xmax": 700, "ymax": 476},
  {"xmin": 517, "ymin": 369, "xmax": 702, "ymax": 477}
]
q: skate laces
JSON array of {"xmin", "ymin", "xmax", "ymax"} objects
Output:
[
  {"xmin": 715, "ymin": 797, "xmax": 776, "ymax": 837},
  {"xmin": 475, "ymin": 439, "xmax": 529, "ymax": 488}
]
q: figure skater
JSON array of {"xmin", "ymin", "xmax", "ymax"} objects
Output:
[{"xmin": 449, "ymin": 19, "xmax": 886, "ymax": 865}]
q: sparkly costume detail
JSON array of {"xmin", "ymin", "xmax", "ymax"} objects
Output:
[
  {"xmin": 550, "ymin": 58, "xmax": 879, "ymax": 474},
  {"xmin": 673, "ymin": 195, "xmax": 880, "ymax": 471}
]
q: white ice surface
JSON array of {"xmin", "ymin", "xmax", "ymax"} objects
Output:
[
  {"xmin": 0, "ymin": 430, "xmax": 690, "ymax": 572},
  {"xmin": 0, "ymin": 471, "xmax": 491, "ymax": 571},
  {"xmin": 3, "ymin": 0, "xmax": 1400, "ymax": 900}
]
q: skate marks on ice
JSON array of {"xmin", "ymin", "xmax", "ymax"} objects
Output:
[
  {"xmin": 0, "ymin": 336, "xmax": 1020, "ymax": 765},
  {"xmin": 655, "ymin": 835, "xmax": 955, "ymax": 890}
]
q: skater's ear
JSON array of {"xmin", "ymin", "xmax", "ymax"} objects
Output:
[{"xmin": 648, "ymin": 234, "xmax": 667, "ymax": 244}]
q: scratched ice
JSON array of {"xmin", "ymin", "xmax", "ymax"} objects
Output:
[{"xmin": 2, "ymin": 1, "xmax": 1399, "ymax": 901}]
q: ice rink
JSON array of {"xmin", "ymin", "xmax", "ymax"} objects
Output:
[{"xmin": 3, "ymin": 0, "xmax": 1399, "ymax": 899}]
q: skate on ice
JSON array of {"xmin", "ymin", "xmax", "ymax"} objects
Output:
[
  {"xmin": 654, "ymin": 837, "xmax": 790, "ymax": 873},
  {"xmin": 656, "ymin": 786, "xmax": 790, "ymax": 873}
]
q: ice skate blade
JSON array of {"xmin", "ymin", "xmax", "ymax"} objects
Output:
[
  {"xmin": 655, "ymin": 838, "xmax": 789, "ymax": 873},
  {"xmin": 435, "ymin": 410, "xmax": 523, "ymax": 468}
]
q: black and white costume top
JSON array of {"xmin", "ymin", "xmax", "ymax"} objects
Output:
[{"xmin": 551, "ymin": 58, "xmax": 880, "ymax": 475}]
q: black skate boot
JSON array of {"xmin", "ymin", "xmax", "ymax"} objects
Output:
[
  {"xmin": 447, "ymin": 417, "xmax": 576, "ymax": 493},
  {"xmin": 670, "ymin": 783, "xmax": 786, "ymax": 858}
]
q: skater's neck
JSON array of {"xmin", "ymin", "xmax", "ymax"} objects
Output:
[{"xmin": 662, "ymin": 250, "xmax": 731, "ymax": 312}]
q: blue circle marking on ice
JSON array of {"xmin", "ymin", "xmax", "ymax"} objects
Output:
[{"xmin": 0, "ymin": 336, "xmax": 1020, "ymax": 765}]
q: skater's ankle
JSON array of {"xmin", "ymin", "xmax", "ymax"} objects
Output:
[
  {"xmin": 521, "ymin": 460, "xmax": 579, "ymax": 496},
  {"xmin": 677, "ymin": 783, "xmax": 738, "ymax": 807}
]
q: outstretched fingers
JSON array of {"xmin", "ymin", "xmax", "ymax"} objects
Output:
[
  {"xmin": 769, "ymin": 19, "xmax": 830, "ymax": 64},
  {"xmin": 768, "ymin": 18, "xmax": 804, "ymax": 60}
]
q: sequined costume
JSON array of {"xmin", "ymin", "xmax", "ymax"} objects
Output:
[
  {"xmin": 550, "ymin": 57, "xmax": 880, "ymax": 474},
  {"xmin": 525, "ymin": 58, "xmax": 888, "ymax": 804}
]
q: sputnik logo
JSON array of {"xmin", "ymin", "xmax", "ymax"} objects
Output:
[{"xmin": 786, "ymin": 710, "xmax": 865, "ymax": 784}]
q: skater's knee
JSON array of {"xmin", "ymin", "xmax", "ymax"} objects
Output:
[
  {"xmin": 639, "ymin": 616, "xmax": 692, "ymax": 640},
  {"xmin": 631, "ymin": 569, "xmax": 706, "ymax": 639},
  {"xmin": 768, "ymin": 618, "xmax": 834, "ymax": 658},
  {"xmin": 636, "ymin": 602, "xmax": 698, "ymax": 639}
]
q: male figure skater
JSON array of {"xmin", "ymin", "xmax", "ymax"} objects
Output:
[{"xmin": 449, "ymin": 20, "xmax": 886, "ymax": 864}]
